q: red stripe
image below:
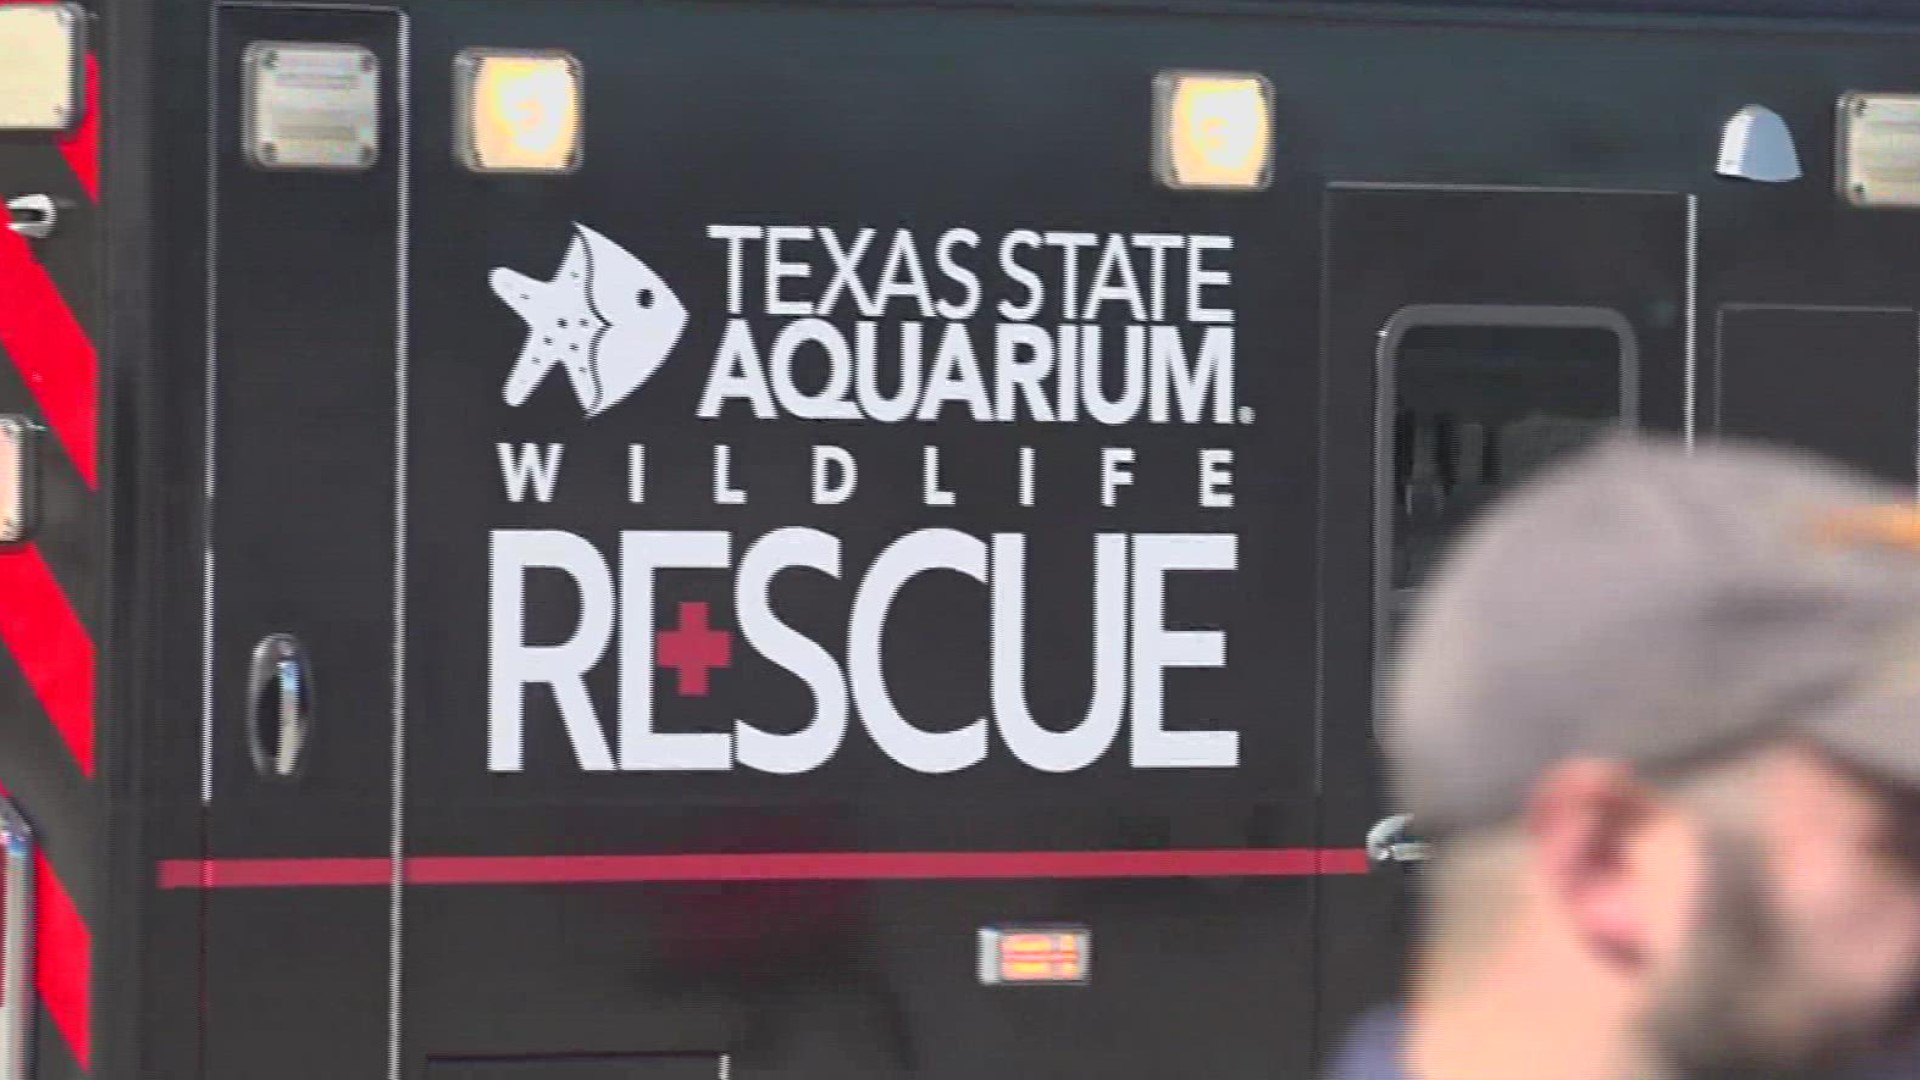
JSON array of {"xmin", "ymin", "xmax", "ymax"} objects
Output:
[
  {"xmin": 35, "ymin": 851, "xmax": 90, "ymax": 1070},
  {"xmin": 0, "ymin": 547, "xmax": 94, "ymax": 775},
  {"xmin": 59, "ymin": 54, "xmax": 99, "ymax": 202},
  {"xmin": 157, "ymin": 857, "xmax": 390, "ymax": 890},
  {"xmin": 157, "ymin": 848, "xmax": 1373, "ymax": 889},
  {"xmin": 0, "ymin": 227, "xmax": 97, "ymax": 487}
]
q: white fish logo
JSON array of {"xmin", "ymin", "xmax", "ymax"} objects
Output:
[{"xmin": 491, "ymin": 224, "xmax": 689, "ymax": 417}]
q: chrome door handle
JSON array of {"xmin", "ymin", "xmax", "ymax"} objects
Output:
[
  {"xmin": 1366, "ymin": 813, "xmax": 1432, "ymax": 866},
  {"xmin": 6, "ymin": 195, "xmax": 57, "ymax": 241},
  {"xmin": 247, "ymin": 633, "xmax": 314, "ymax": 781}
]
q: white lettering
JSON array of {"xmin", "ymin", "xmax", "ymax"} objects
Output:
[
  {"xmin": 1084, "ymin": 233, "xmax": 1146, "ymax": 322},
  {"xmin": 848, "ymin": 529, "xmax": 989, "ymax": 773},
  {"xmin": 1130, "ymin": 534, "xmax": 1238, "ymax": 768},
  {"xmin": 485, "ymin": 527, "xmax": 1247, "ymax": 776},
  {"xmin": 1200, "ymin": 448, "xmax": 1234, "ymax": 509},
  {"xmin": 1101, "ymin": 447, "xmax": 1135, "ymax": 508},
  {"xmin": 698, "ymin": 321, "xmax": 778, "ymax": 420},
  {"xmin": 769, "ymin": 318, "xmax": 859, "ymax": 421},
  {"xmin": 1133, "ymin": 233, "xmax": 1182, "ymax": 322},
  {"xmin": 876, "ymin": 229, "xmax": 935, "ymax": 318},
  {"xmin": 855, "ymin": 321, "xmax": 921, "ymax": 424},
  {"xmin": 1054, "ymin": 325, "xmax": 1081, "ymax": 423},
  {"xmin": 924, "ymin": 445, "xmax": 956, "ymax": 507},
  {"xmin": 488, "ymin": 530, "xmax": 616, "ymax": 772},
  {"xmin": 917, "ymin": 323, "xmax": 992, "ymax": 422},
  {"xmin": 616, "ymin": 531, "xmax": 733, "ymax": 770},
  {"xmin": 1043, "ymin": 232, "xmax": 1098, "ymax": 321},
  {"xmin": 818, "ymin": 227, "xmax": 878, "ymax": 316},
  {"xmin": 734, "ymin": 528, "xmax": 849, "ymax": 774},
  {"xmin": 497, "ymin": 442, "xmax": 564, "ymax": 504},
  {"xmin": 1148, "ymin": 325, "xmax": 1234, "ymax": 424},
  {"xmin": 707, "ymin": 224, "xmax": 761, "ymax": 316},
  {"xmin": 714, "ymin": 444, "xmax": 747, "ymax": 505},
  {"xmin": 994, "ymin": 323, "xmax": 1054, "ymax": 423},
  {"xmin": 935, "ymin": 228, "xmax": 983, "ymax": 320},
  {"xmin": 765, "ymin": 224, "xmax": 814, "ymax": 318},
  {"xmin": 1083, "ymin": 325, "xmax": 1148, "ymax": 426},
  {"xmin": 813, "ymin": 445, "xmax": 857, "ymax": 505},
  {"xmin": 991, "ymin": 533, "xmax": 1128, "ymax": 772},
  {"xmin": 998, "ymin": 230, "xmax": 1044, "ymax": 321},
  {"xmin": 1187, "ymin": 235, "xmax": 1233, "ymax": 324},
  {"xmin": 693, "ymin": 229, "xmax": 1238, "ymax": 426}
]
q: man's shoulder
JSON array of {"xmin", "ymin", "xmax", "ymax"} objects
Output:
[{"xmin": 1322, "ymin": 1003, "xmax": 1407, "ymax": 1080}]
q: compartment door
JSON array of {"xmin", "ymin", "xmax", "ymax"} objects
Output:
[
  {"xmin": 201, "ymin": 6, "xmax": 404, "ymax": 1078},
  {"xmin": 1317, "ymin": 186, "xmax": 1689, "ymax": 1057}
]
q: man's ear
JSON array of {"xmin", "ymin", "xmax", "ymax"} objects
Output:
[{"xmin": 1525, "ymin": 759, "xmax": 1664, "ymax": 971}]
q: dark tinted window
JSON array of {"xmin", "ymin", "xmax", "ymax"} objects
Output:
[{"xmin": 1384, "ymin": 322, "xmax": 1630, "ymax": 624}]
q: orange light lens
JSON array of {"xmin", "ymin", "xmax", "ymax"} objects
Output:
[
  {"xmin": 980, "ymin": 927, "xmax": 1090, "ymax": 985},
  {"xmin": 461, "ymin": 50, "xmax": 582, "ymax": 174},
  {"xmin": 1156, "ymin": 72, "xmax": 1272, "ymax": 191}
]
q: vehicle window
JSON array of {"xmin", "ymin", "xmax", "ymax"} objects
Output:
[{"xmin": 1381, "ymin": 318, "xmax": 1634, "ymax": 640}]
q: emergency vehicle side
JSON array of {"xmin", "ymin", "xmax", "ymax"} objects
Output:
[
  {"xmin": 3, "ymin": 1, "xmax": 1920, "ymax": 1079},
  {"xmin": 0, "ymin": 2, "xmax": 104, "ymax": 1078}
]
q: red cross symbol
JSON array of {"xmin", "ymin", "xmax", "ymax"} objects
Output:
[{"xmin": 656, "ymin": 601, "xmax": 732, "ymax": 697}]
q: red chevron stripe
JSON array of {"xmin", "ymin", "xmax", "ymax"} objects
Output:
[
  {"xmin": 59, "ymin": 54, "xmax": 98, "ymax": 201},
  {"xmin": 0, "ymin": 548, "xmax": 94, "ymax": 775},
  {"xmin": 0, "ymin": 2, "xmax": 100, "ymax": 481},
  {"xmin": 0, "ymin": 6, "xmax": 97, "ymax": 1074},
  {"xmin": 35, "ymin": 850, "xmax": 89, "ymax": 1070},
  {"xmin": 0, "ymin": 779, "xmax": 93, "ymax": 1072},
  {"xmin": 0, "ymin": 228, "xmax": 96, "ymax": 488}
]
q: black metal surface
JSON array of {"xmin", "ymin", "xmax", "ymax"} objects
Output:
[
  {"xmin": 118, "ymin": 0, "xmax": 220, "ymax": 1074},
  {"xmin": 1715, "ymin": 305, "xmax": 1919, "ymax": 486},
  {"xmin": 199, "ymin": 6, "xmax": 401, "ymax": 1079},
  {"xmin": 427, "ymin": 1056, "xmax": 725, "ymax": 1079},
  {"xmin": 92, "ymin": 0, "xmax": 1920, "ymax": 1078},
  {"xmin": 1330, "ymin": 0, "xmax": 1920, "ymax": 22}
]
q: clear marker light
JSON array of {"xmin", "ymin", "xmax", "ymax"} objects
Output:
[
  {"xmin": 0, "ymin": 3, "xmax": 84, "ymax": 134},
  {"xmin": 457, "ymin": 49, "xmax": 583, "ymax": 174},
  {"xmin": 0, "ymin": 417, "xmax": 41, "ymax": 547},
  {"xmin": 1154, "ymin": 71, "xmax": 1273, "ymax": 191}
]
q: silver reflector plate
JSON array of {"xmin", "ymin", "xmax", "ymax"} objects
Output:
[
  {"xmin": 0, "ymin": 3, "xmax": 83, "ymax": 134},
  {"xmin": 1839, "ymin": 93, "xmax": 1920, "ymax": 208},
  {"xmin": 243, "ymin": 41, "xmax": 379, "ymax": 172}
]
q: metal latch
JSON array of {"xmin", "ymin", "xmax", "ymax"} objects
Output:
[
  {"xmin": 1366, "ymin": 813, "xmax": 1432, "ymax": 866},
  {"xmin": 247, "ymin": 633, "xmax": 314, "ymax": 781},
  {"xmin": 5, "ymin": 195, "xmax": 56, "ymax": 241},
  {"xmin": 0, "ymin": 799, "xmax": 34, "ymax": 1080}
]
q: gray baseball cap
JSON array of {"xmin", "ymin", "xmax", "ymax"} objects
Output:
[{"xmin": 1380, "ymin": 431, "xmax": 1920, "ymax": 833}]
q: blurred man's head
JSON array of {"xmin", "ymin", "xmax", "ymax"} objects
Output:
[{"xmin": 1380, "ymin": 434, "xmax": 1920, "ymax": 1079}]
